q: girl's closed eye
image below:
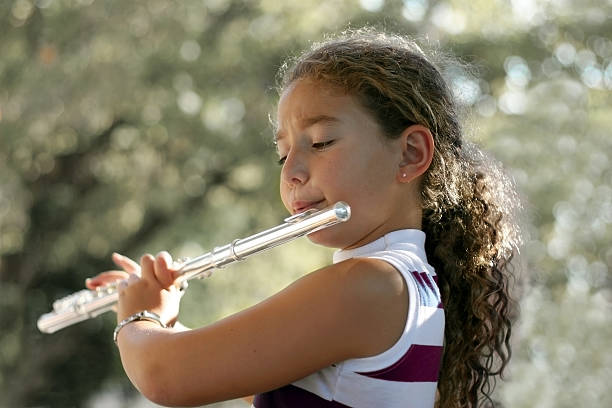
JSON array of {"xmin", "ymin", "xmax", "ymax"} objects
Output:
[
  {"xmin": 275, "ymin": 144, "xmax": 287, "ymax": 166},
  {"xmin": 276, "ymin": 140, "xmax": 335, "ymax": 165},
  {"xmin": 312, "ymin": 140, "xmax": 335, "ymax": 150}
]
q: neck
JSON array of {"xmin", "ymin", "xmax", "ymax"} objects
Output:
[{"xmin": 343, "ymin": 203, "xmax": 423, "ymax": 250}]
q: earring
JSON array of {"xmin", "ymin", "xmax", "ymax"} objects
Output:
[{"xmin": 402, "ymin": 173, "xmax": 407, "ymax": 178}]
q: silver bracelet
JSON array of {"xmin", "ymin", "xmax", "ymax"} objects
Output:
[{"xmin": 113, "ymin": 310, "xmax": 167, "ymax": 344}]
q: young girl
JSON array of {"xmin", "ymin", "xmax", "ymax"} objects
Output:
[{"xmin": 87, "ymin": 29, "xmax": 521, "ymax": 408}]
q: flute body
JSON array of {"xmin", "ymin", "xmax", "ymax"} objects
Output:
[{"xmin": 37, "ymin": 202, "xmax": 350, "ymax": 334}]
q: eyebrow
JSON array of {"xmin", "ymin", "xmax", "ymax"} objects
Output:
[{"xmin": 274, "ymin": 114, "xmax": 341, "ymax": 142}]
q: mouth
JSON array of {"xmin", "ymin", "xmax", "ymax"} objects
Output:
[{"xmin": 292, "ymin": 199, "xmax": 326, "ymax": 214}]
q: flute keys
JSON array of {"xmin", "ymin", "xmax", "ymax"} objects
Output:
[
  {"xmin": 96, "ymin": 282, "xmax": 117, "ymax": 295},
  {"xmin": 52, "ymin": 289, "xmax": 93, "ymax": 312}
]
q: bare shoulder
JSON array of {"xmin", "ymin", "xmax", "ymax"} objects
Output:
[
  {"xmin": 305, "ymin": 257, "xmax": 408, "ymax": 357},
  {"xmin": 325, "ymin": 257, "xmax": 408, "ymax": 300}
]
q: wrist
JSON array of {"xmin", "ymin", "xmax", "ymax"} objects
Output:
[{"xmin": 113, "ymin": 310, "xmax": 167, "ymax": 344}]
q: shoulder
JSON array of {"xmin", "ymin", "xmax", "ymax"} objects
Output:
[
  {"xmin": 294, "ymin": 257, "xmax": 409, "ymax": 358},
  {"xmin": 288, "ymin": 257, "xmax": 407, "ymax": 311},
  {"xmin": 317, "ymin": 257, "xmax": 407, "ymax": 302}
]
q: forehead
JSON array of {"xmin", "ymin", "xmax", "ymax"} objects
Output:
[
  {"xmin": 275, "ymin": 79, "xmax": 373, "ymax": 140},
  {"xmin": 278, "ymin": 79, "xmax": 345, "ymax": 115}
]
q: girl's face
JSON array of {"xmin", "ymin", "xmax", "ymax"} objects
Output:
[{"xmin": 276, "ymin": 79, "xmax": 410, "ymax": 249}]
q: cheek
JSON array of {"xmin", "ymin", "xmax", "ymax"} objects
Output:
[
  {"xmin": 279, "ymin": 183, "xmax": 290, "ymax": 209},
  {"xmin": 322, "ymin": 162, "xmax": 351, "ymax": 195},
  {"xmin": 346, "ymin": 155, "xmax": 397, "ymax": 206}
]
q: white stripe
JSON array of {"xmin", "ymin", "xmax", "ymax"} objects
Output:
[
  {"xmin": 292, "ymin": 365, "xmax": 340, "ymax": 400},
  {"xmin": 414, "ymin": 306, "xmax": 445, "ymax": 346},
  {"xmin": 334, "ymin": 370, "xmax": 437, "ymax": 408}
]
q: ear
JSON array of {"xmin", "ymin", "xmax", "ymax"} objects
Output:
[{"xmin": 397, "ymin": 124, "xmax": 434, "ymax": 183}]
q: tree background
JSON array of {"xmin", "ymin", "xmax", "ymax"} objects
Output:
[{"xmin": 1, "ymin": 0, "xmax": 610, "ymax": 407}]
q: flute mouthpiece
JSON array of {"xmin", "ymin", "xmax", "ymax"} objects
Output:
[{"xmin": 334, "ymin": 201, "xmax": 351, "ymax": 222}]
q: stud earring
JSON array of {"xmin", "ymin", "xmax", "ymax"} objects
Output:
[{"xmin": 402, "ymin": 173, "xmax": 407, "ymax": 178}]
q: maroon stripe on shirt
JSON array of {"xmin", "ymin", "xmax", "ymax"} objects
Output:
[
  {"xmin": 410, "ymin": 271, "xmax": 443, "ymax": 309},
  {"xmin": 357, "ymin": 344, "xmax": 443, "ymax": 382},
  {"xmin": 431, "ymin": 275, "xmax": 444, "ymax": 308},
  {"xmin": 419, "ymin": 271, "xmax": 444, "ymax": 309},
  {"xmin": 254, "ymin": 385, "xmax": 351, "ymax": 408}
]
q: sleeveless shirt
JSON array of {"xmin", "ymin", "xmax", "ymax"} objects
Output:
[{"xmin": 253, "ymin": 229, "xmax": 444, "ymax": 408}]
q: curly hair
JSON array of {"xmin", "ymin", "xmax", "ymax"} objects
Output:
[{"xmin": 278, "ymin": 28, "xmax": 522, "ymax": 407}]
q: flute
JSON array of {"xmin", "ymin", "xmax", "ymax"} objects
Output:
[{"xmin": 37, "ymin": 202, "xmax": 351, "ymax": 334}]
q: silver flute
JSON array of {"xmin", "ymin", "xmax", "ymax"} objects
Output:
[{"xmin": 37, "ymin": 202, "xmax": 351, "ymax": 334}]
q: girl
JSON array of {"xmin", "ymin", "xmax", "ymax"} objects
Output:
[{"xmin": 87, "ymin": 29, "xmax": 521, "ymax": 408}]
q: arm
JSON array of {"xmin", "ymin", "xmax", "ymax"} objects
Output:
[{"xmin": 116, "ymin": 254, "xmax": 408, "ymax": 407}]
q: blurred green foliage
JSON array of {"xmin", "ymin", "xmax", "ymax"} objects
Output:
[{"xmin": 1, "ymin": 0, "xmax": 610, "ymax": 407}]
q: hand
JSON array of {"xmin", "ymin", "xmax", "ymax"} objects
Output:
[
  {"xmin": 118, "ymin": 251, "xmax": 185, "ymax": 327},
  {"xmin": 86, "ymin": 252, "xmax": 184, "ymax": 327}
]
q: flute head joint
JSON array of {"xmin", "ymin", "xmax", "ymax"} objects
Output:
[{"xmin": 283, "ymin": 208, "xmax": 318, "ymax": 223}]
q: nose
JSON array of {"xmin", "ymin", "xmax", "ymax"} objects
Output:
[{"xmin": 281, "ymin": 150, "xmax": 309, "ymax": 187}]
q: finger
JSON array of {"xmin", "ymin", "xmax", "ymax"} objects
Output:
[
  {"xmin": 86, "ymin": 271, "xmax": 130, "ymax": 289},
  {"xmin": 154, "ymin": 251, "xmax": 175, "ymax": 288},
  {"xmin": 140, "ymin": 253, "xmax": 156, "ymax": 284},
  {"xmin": 112, "ymin": 252, "xmax": 141, "ymax": 275}
]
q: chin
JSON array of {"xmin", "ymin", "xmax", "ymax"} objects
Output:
[{"xmin": 306, "ymin": 227, "xmax": 347, "ymax": 249}]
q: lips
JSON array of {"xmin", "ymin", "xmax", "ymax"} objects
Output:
[{"xmin": 292, "ymin": 199, "xmax": 326, "ymax": 214}]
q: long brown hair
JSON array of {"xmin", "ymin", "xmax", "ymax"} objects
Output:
[{"xmin": 278, "ymin": 28, "xmax": 522, "ymax": 407}]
